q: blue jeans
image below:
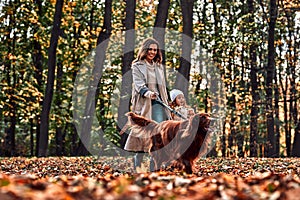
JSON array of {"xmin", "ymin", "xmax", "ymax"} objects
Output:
[{"xmin": 151, "ymin": 101, "xmax": 165, "ymax": 123}]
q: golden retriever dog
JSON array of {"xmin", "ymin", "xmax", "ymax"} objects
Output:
[{"xmin": 124, "ymin": 112, "xmax": 211, "ymax": 174}]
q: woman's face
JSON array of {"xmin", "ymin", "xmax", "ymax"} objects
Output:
[
  {"xmin": 175, "ymin": 94, "xmax": 186, "ymax": 106},
  {"xmin": 146, "ymin": 43, "xmax": 158, "ymax": 63}
]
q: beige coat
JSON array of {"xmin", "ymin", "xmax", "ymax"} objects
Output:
[{"xmin": 124, "ymin": 60, "xmax": 171, "ymax": 152}]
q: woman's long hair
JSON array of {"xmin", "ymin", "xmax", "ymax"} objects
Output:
[{"xmin": 133, "ymin": 37, "xmax": 163, "ymax": 64}]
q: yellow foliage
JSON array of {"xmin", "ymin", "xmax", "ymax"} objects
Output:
[
  {"xmin": 73, "ymin": 21, "xmax": 80, "ymax": 28},
  {"xmin": 178, "ymin": 25, "xmax": 183, "ymax": 32},
  {"xmin": 29, "ymin": 17, "xmax": 38, "ymax": 24},
  {"xmin": 61, "ymin": 19, "xmax": 69, "ymax": 27},
  {"xmin": 7, "ymin": 53, "xmax": 16, "ymax": 60},
  {"xmin": 70, "ymin": 2, "xmax": 77, "ymax": 7},
  {"xmin": 63, "ymin": 5, "xmax": 73, "ymax": 13},
  {"xmin": 50, "ymin": 0, "xmax": 56, "ymax": 5},
  {"xmin": 66, "ymin": 15, "xmax": 75, "ymax": 22}
]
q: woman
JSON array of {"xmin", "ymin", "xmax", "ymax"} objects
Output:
[{"xmin": 124, "ymin": 37, "xmax": 171, "ymax": 171}]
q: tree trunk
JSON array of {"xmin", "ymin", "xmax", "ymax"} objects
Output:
[
  {"xmin": 70, "ymin": 123, "xmax": 78, "ymax": 156},
  {"xmin": 30, "ymin": 119, "xmax": 34, "ymax": 156},
  {"xmin": 76, "ymin": 0, "xmax": 112, "ymax": 156},
  {"xmin": 291, "ymin": 33, "xmax": 298, "ymax": 157},
  {"xmin": 33, "ymin": 40, "xmax": 43, "ymax": 156},
  {"xmin": 153, "ymin": 0, "xmax": 170, "ymax": 65},
  {"xmin": 118, "ymin": 0, "xmax": 136, "ymax": 149},
  {"xmin": 265, "ymin": 0, "xmax": 277, "ymax": 157},
  {"xmin": 3, "ymin": 1, "xmax": 17, "ymax": 156},
  {"xmin": 228, "ymin": 98, "xmax": 236, "ymax": 156},
  {"xmin": 39, "ymin": 0, "xmax": 64, "ymax": 157},
  {"xmin": 207, "ymin": 0, "xmax": 219, "ymax": 158},
  {"xmin": 292, "ymin": 122, "xmax": 300, "ymax": 157},
  {"xmin": 278, "ymin": 42, "xmax": 290, "ymax": 157},
  {"xmin": 221, "ymin": 120, "xmax": 226, "ymax": 157},
  {"xmin": 248, "ymin": 0, "xmax": 259, "ymax": 157},
  {"xmin": 55, "ymin": 61, "xmax": 64, "ymax": 156},
  {"xmin": 291, "ymin": 25, "xmax": 300, "ymax": 157},
  {"xmin": 274, "ymin": 70, "xmax": 280, "ymax": 156},
  {"xmin": 33, "ymin": 0, "xmax": 44, "ymax": 157},
  {"xmin": 175, "ymin": 0, "xmax": 194, "ymax": 98}
]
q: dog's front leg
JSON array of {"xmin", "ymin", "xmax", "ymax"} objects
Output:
[
  {"xmin": 150, "ymin": 151, "xmax": 162, "ymax": 171},
  {"xmin": 182, "ymin": 159, "xmax": 193, "ymax": 174}
]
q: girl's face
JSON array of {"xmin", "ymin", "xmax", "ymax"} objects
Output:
[
  {"xmin": 175, "ymin": 94, "xmax": 186, "ymax": 106},
  {"xmin": 146, "ymin": 43, "xmax": 158, "ymax": 63}
]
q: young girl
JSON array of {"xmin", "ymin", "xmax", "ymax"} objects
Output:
[{"xmin": 170, "ymin": 89, "xmax": 195, "ymax": 121}]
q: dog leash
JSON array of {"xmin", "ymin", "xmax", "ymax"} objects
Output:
[{"xmin": 155, "ymin": 95, "xmax": 187, "ymax": 120}]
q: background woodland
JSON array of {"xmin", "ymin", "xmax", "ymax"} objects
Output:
[{"xmin": 0, "ymin": 0, "xmax": 299, "ymax": 158}]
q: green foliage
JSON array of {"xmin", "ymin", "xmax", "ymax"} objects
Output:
[{"xmin": 95, "ymin": 65, "xmax": 122, "ymax": 153}]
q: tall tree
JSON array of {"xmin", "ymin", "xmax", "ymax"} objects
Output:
[
  {"xmin": 55, "ymin": 61, "xmax": 64, "ymax": 156},
  {"xmin": 118, "ymin": 0, "xmax": 136, "ymax": 149},
  {"xmin": 38, "ymin": 0, "xmax": 64, "ymax": 157},
  {"xmin": 207, "ymin": 0, "xmax": 220, "ymax": 157},
  {"xmin": 3, "ymin": 0, "xmax": 17, "ymax": 156},
  {"xmin": 292, "ymin": 123, "xmax": 300, "ymax": 157},
  {"xmin": 153, "ymin": 0, "xmax": 170, "ymax": 64},
  {"xmin": 76, "ymin": 0, "xmax": 112, "ymax": 156},
  {"xmin": 248, "ymin": 0, "xmax": 259, "ymax": 157},
  {"xmin": 265, "ymin": 0, "xmax": 277, "ymax": 157},
  {"xmin": 175, "ymin": 0, "xmax": 194, "ymax": 97},
  {"xmin": 282, "ymin": 10, "xmax": 293, "ymax": 157},
  {"xmin": 32, "ymin": 0, "xmax": 44, "ymax": 156},
  {"xmin": 290, "ymin": 9, "xmax": 300, "ymax": 157}
]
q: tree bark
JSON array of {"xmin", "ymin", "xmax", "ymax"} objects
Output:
[
  {"xmin": 248, "ymin": 0, "xmax": 259, "ymax": 157},
  {"xmin": 265, "ymin": 0, "xmax": 277, "ymax": 157},
  {"xmin": 207, "ymin": 0, "xmax": 219, "ymax": 157},
  {"xmin": 118, "ymin": 0, "xmax": 136, "ymax": 149},
  {"xmin": 39, "ymin": 0, "xmax": 64, "ymax": 157},
  {"xmin": 291, "ymin": 25, "xmax": 300, "ymax": 157},
  {"xmin": 33, "ymin": 0, "xmax": 43, "ymax": 157},
  {"xmin": 153, "ymin": 0, "xmax": 170, "ymax": 65},
  {"xmin": 274, "ymin": 69, "xmax": 280, "ymax": 156},
  {"xmin": 4, "ymin": 1, "xmax": 17, "ymax": 156},
  {"xmin": 30, "ymin": 119, "xmax": 34, "ymax": 156},
  {"xmin": 292, "ymin": 122, "xmax": 300, "ymax": 157},
  {"xmin": 55, "ymin": 61, "xmax": 64, "ymax": 156},
  {"xmin": 76, "ymin": 0, "xmax": 112, "ymax": 156},
  {"xmin": 175, "ymin": 0, "xmax": 194, "ymax": 98}
]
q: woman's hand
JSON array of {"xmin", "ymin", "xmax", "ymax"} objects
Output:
[
  {"xmin": 145, "ymin": 91, "xmax": 158, "ymax": 100},
  {"xmin": 149, "ymin": 92, "xmax": 158, "ymax": 100}
]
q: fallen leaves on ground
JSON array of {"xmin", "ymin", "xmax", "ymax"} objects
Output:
[{"xmin": 0, "ymin": 157, "xmax": 299, "ymax": 199}]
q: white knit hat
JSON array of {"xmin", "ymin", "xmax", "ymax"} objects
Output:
[{"xmin": 170, "ymin": 89, "xmax": 184, "ymax": 102}]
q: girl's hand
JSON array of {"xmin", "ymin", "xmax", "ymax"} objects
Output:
[{"xmin": 187, "ymin": 108, "xmax": 195, "ymax": 118}]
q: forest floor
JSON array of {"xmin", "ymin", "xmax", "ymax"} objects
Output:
[{"xmin": 0, "ymin": 156, "xmax": 299, "ymax": 200}]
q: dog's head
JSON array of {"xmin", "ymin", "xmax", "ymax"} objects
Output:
[
  {"xmin": 181, "ymin": 113, "xmax": 211, "ymax": 138},
  {"xmin": 191, "ymin": 113, "xmax": 211, "ymax": 131}
]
